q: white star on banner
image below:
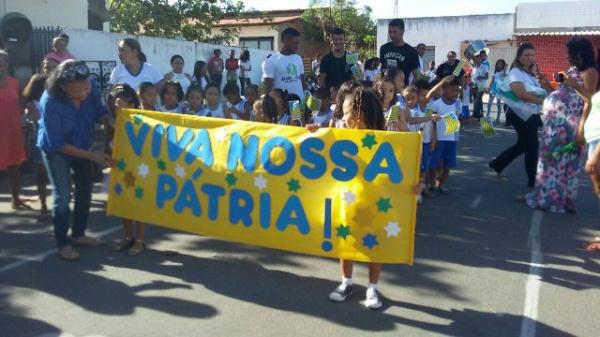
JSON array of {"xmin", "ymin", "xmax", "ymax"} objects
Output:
[
  {"xmin": 215, "ymin": 128, "xmax": 227, "ymax": 142},
  {"xmin": 175, "ymin": 165, "xmax": 186, "ymax": 178},
  {"xmin": 137, "ymin": 163, "xmax": 150, "ymax": 178},
  {"xmin": 385, "ymin": 221, "xmax": 401, "ymax": 237},
  {"xmin": 343, "ymin": 190, "xmax": 356, "ymax": 205},
  {"xmin": 254, "ymin": 175, "xmax": 268, "ymax": 190}
]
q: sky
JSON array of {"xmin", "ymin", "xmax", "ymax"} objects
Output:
[{"xmin": 241, "ymin": 0, "xmax": 579, "ymax": 19}]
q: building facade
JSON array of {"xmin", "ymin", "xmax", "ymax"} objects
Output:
[{"xmin": 377, "ymin": 1, "xmax": 600, "ymax": 78}]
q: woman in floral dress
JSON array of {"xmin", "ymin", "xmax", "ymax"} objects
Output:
[{"xmin": 524, "ymin": 38, "xmax": 599, "ymax": 213}]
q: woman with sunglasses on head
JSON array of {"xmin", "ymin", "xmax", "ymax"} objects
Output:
[{"xmin": 38, "ymin": 60, "xmax": 114, "ymax": 261}]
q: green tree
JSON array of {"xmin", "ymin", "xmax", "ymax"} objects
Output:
[
  {"xmin": 300, "ymin": 0, "xmax": 377, "ymax": 59},
  {"xmin": 107, "ymin": 0, "xmax": 266, "ymax": 44}
]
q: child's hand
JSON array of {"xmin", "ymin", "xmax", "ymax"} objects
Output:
[
  {"xmin": 586, "ymin": 146, "xmax": 600, "ymax": 173},
  {"xmin": 306, "ymin": 124, "xmax": 320, "ymax": 133},
  {"xmin": 431, "ymin": 114, "xmax": 442, "ymax": 122},
  {"xmin": 412, "ymin": 182, "xmax": 424, "ymax": 195}
]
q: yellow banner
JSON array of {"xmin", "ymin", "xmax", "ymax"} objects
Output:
[{"xmin": 107, "ymin": 109, "xmax": 422, "ymax": 264}]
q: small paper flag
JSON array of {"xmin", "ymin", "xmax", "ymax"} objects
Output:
[
  {"xmin": 387, "ymin": 105, "xmax": 400, "ymax": 123},
  {"xmin": 443, "ymin": 112, "xmax": 461, "ymax": 135},
  {"xmin": 480, "ymin": 118, "xmax": 496, "ymax": 137},
  {"xmin": 346, "ymin": 53, "xmax": 358, "ymax": 65},
  {"xmin": 306, "ymin": 94, "xmax": 321, "ymax": 111},
  {"xmin": 452, "ymin": 59, "xmax": 466, "ymax": 76},
  {"xmin": 290, "ymin": 100, "xmax": 303, "ymax": 121}
]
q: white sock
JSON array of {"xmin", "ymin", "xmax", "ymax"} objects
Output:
[
  {"xmin": 341, "ymin": 277, "xmax": 353, "ymax": 288},
  {"xmin": 367, "ymin": 283, "xmax": 378, "ymax": 291}
]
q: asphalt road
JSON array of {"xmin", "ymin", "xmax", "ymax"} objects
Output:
[{"xmin": 1, "ymin": 122, "xmax": 599, "ymax": 337}]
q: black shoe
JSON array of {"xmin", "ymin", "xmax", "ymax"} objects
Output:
[{"xmin": 329, "ymin": 284, "xmax": 353, "ymax": 302}]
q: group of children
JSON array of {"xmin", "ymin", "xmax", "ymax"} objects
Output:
[{"xmin": 105, "ymin": 68, "xmax": 466, "ymax": 308}]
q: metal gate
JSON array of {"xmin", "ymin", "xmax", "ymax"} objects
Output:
[{"xmin": 30, "ymin": 26, "xmax": 61, "ymax": 73}]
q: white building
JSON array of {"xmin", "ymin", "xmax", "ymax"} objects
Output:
[{"xmin": 377, "ymin": 13, "xmax": 515, "ymax": 68}]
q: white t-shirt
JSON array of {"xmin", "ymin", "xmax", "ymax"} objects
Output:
[
  {"xmin": 420, "ymin": 104, "xmax": 434, "ymax": 144},
  {"xmin": 474, "ymin": 59, "xmax": 490, "ymax": 90},
  {"xmin": 585, "ymin": 92, "xmax": 600, "ymax": 143},
  {"xmin": 159, "ymin": 103, "xmax": 185, "ymax": 114},
  {"xmin": 226, "ymin": 98, "xmax": 248, "ymax": 120},
  {"xmin": 262, "ymin": 52, "xmax": 305, "ymax": 99},
  {"xmin": 200, "ymin": 103, "xmax": 225, "ymax": 118},
  {"xmin": 431, "ymin": 98, "xmax": 462, "ymax": 142},
  {"xmin": 408, "ymin": 106, "xmax": 421, "ymax": 132},
  {"xmin": 109, "ymin": 63, "xmax": 162, "ymax": 90},
  {"xmin": 462, "ymin": 86, "xmax": 470, "ymax": 106},
  {"xmin": 170, "ymin": 72, "xmax": 191, "ymax": 94},
  {"xmin": 507, "ymin": 67, "xmax": 542, "ymax": 121},
  {"xmin": 239, "ymin": 60, "xmax": 251, "ymax": 79},
  {"xmin": 493, "ymin": 70, "xmax": 507, "ymax": 84}
]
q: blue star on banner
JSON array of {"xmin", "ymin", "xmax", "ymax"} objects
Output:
[
  {"xmin": 114, "ymin": 183, "xmax": 123, "ymax": 196},
  {"xmin": 362, "ymin": 233, "xmax": 378, "ymax": 250}
]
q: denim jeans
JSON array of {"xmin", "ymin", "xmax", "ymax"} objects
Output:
[
  {"xmin": 42, "ymin": 151, "xmax": 94, "ymax": 248},
  {"xmin": 486, "ymin": 93, "xmax": 503, "ymax": 120}
]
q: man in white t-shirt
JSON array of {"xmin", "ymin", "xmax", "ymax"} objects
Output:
[
  {"xmin": 472, "ymin": 51, "xmax": 490, "ymax": 119},
  {"xmin": 262, "ymin": 27, "xmax": 306, "ymax": 99}
]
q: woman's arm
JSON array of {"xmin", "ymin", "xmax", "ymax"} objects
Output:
[
  {"xmin": 59, "ymin": 145, "xmax": 112, "ymax": 166},
  {"xmin": 563, "ymin": 68, "xmax": 599, "ymax": 104},
  {"xmin": 510, "ymin": 82, "xmax": 545, "ymax": 105}
]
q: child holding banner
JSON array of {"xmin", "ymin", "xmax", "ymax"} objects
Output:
[
  {"xmin": 308, "ymin": 87, "xmax": 332, "ymax": 127},
  {"xmin": 159, "ymin": 80, "xmax": 185, "ymax": 113},
  {"xmin": 253, "ymin": 94, "xmax": 278, "ymax": 124},
  {"xmin": 185, "ymin": 85, "xmax": 204, "ymax": 115},
  {"xmin": 138, "ymin": 82, "xmax": 158, "ymax": 111},
  {"xmin": 319, "ymin": 82, "xmax": 387, "ymax": 310},
  {"xmin": 200, "ymin": 83, "xmax": 225, "ymax": 118},
  {"xmin": 107, "ymin": 84, "xmax": 148, "ymax": 256},
  {"xmin": 223, "ymin": 82, "xmax": 250, "ymax": 120}
]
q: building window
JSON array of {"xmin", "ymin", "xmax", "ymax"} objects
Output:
[{"xmin": 240, "ymin": 37, "xmax": 274, "ymax": 51}]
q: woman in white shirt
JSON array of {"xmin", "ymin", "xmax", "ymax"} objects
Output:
[
  {"xmin": 489, "ymin": 43, "xmax": 553, "ymax": 188},
  {"xmin": 164, "ymin": 54, "xmax": 193, "ymax": 94},
  {"xmin": 238, "ymin": 49, "xmax": 252, "ymax": 95},
  {"xmin": 109, "ymin": 38, "xmax": 162, "ymax": 90}
]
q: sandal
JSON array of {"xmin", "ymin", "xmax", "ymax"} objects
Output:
[
  {"xmin": 128, "ymin": 240, "xmax": 145, "ymax": 256},
  {"xmin": 12, "ymin": 201, "xmax": 33, "ymax": 211},
  {"xmin": 58, "ymin": 245, "xmax": 80, "ymax": 261},
  {"xmin": 72, "ymin": 236, "xmax": 104, "ymax": 247},
  {"xmin": 112, "ymin": 238, "xmax": 134, "ymax": 252},
  {"xmin": 584, "ymin": 239, "xmax": 600, "ymax": 252}
]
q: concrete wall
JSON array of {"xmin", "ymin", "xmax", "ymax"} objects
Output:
[
  {"xmin": 516, "ymin": 1, "xmax": 600, "ymax": 32},
  {"xmin": 377, "ymin": 14, "xmax": 515, "ymax": 66},
  {"xmin": 63, "ymin": 28, "xmax": 272, "ymax": 86},
  {"xmin": 0, "ymin": 0, "xmax": 87, "ymax": 29}
]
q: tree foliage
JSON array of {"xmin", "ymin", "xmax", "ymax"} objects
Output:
[
  {"xmin": 107, "ymin": 0, "xmax": 266, "ymax": 44},
  {"xmin": 300, "ymin": 0, "xmax": 377, "ymax": 59}
]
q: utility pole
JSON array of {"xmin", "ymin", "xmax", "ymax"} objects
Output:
[{"xmin": 393, "ymin": 0, "xmax": 398, "ymax": 17}]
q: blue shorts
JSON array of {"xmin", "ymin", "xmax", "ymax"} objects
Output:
[
  {"xmin": 430, "ymin": 141, "xmax": 457, "ymax": 169},
  {"xmin": 461, "ymin": 106, "xmax": 470, "ymax": 119},
  {"xmin": 421, "ymin": 143, "xmax": 432, "ymax": 172}
]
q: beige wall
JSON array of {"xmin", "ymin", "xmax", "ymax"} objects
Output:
[
  {"xmin": 212, "ymin": 25, "xmax": 280, "ymax": 51},
  {"xmin": 0, "ymin": 0, "xmax": 88, "ymax": 29}
]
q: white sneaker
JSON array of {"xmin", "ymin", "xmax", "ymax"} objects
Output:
[
  {"xmin": 329, "ymin": 283, "xmax": 353, "ymax": 302},
  {"xmin": 364, "ymin": 288, "xmax": 382, "ymax": 310}
]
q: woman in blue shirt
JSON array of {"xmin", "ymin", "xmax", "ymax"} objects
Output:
[{"xmin": 38, "ymin": 60, "xmax": 113, "ymax": 261}]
